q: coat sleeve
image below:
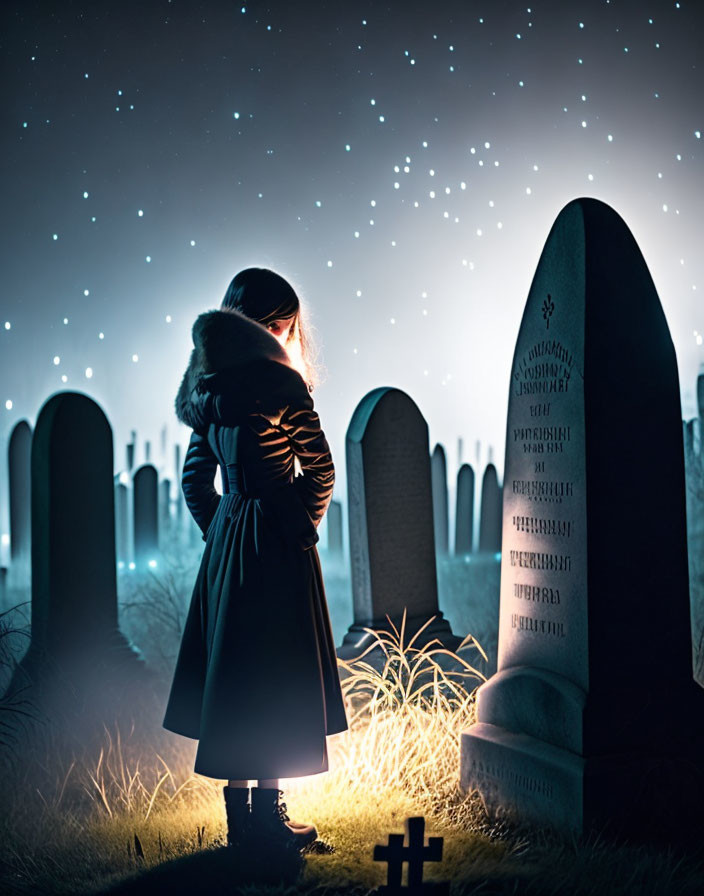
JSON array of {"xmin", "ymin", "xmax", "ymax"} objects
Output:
[
  {"xmin": 256, "ymin": 401, "xmax": 334, "ymax": 551},
  {"xmin": 280, "ymin": 404, "xmax": 335, "ymax": 529},
  {"xmin": 182, "ymin": 430, "xmax": 221, "ymax": 541}
]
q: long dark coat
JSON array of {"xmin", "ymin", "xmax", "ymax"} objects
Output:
[{"xmin": 162, "ymin": 307, "xmax": 348, "ymax": 780}]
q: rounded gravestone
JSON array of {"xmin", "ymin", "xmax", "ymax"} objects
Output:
[
  {"xmin": 159, "ymin": 477, "xmax": 172, "ymax": 538},
  {"xmin": 8, "ymin": 420, "xmax": 32, "ymax": 566},
  {"xmin": 338, "ymin": 387, "xmax": 461, "ymax": 660},
  {"xmin": 133, "ymin": 463, "xmax": 159, "ymax": 568},
  {"xmin": 114, "ymin": 479, "xmax": 129, "ymax": 567},
  {"xmin": 455, "ymin": 463, "xmax": 475, "ymax": 555},
  {"xmin": 478, "ymin": 463, "xmax": 502, "ymax": 553},
  {"xmin": 431, "ymin": 443, "xmax": 449, "ymax": 555},
  {"xmin": 326, "ymin": 498, "xmax": 343, "ymax": 555},
  {"xmin": 4, "ymin": 393, "xmax": 152, "ymax": 747}
]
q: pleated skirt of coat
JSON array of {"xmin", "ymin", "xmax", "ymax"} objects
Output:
[{"xmin": 162, "ymin": 492, "xmax": 349, "ymax": 780}]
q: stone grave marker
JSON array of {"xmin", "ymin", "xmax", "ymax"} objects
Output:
[
  {"xmin": 174, "ymin": 443, "xmax": 185, "ymax": 526},
  {"xmin": 114, "ymin": 478, "xmax": 129, "ymax": 567},
  {"xmin": 684, "ymin": 419, "xmax": 700, "ymax": 459},
  {"xmin": 431, "ymin": 443, "xmax": 449, "ymax": 555},
  {"xmin": 478, "ymin": 463, "xmax": 502, "ymax": 553},
  {"xmin": 460, "ymin": 197, "xmax": 704, "ymax": 840},
  {"xmin": 159, "ymin": 477, "xmax": 172, "ymax": 532},
  {"xmin": 338, "ymin": 388, "xmax": 462, "ymax": 660},
  {"xmin": 8, "ymin": 420, "xmax": 32, "ymax": 576},
  {"xmin": 685, "ymin": 383, "xmax": 704, "ymax": 687},
  {"xmin": 4, "ymin": 393, "xmax": 149, "ymax": 732},
  {"xmin": 455, "ymin": 463, "xmax": 475, "ymax": 555},
  {"xmin": 326, "ymin": 498, "xmax": 343, "ymax": 555},
  {"xmin": 133, "ymin": 463, "xmax": 158, "ymax": 568}
]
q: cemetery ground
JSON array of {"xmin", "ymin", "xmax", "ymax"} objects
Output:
[{"xmin": 0, "ymin": 546, "xmax": 703, "ymax": 895}]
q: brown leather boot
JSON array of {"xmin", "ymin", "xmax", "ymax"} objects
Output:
[
  {"xmin": 222, "ymin": 785, "xmax": 251, "ymax": 849},
  {"xmin": 250, "ymin": 786, "xmax": 317, "ymax": 849}
]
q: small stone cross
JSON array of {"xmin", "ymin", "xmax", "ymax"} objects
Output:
[{"xmin": 373, "ymin": 816, "xmax": 448, "ymax": 895}]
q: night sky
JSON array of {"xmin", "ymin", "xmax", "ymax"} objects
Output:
[{"xmin": 2, "ymin": 0, "xmax": 702, "ymax": 549}]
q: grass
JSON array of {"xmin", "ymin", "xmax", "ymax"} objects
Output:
[{"xmin": 1, "ymin": 549, "xmax": 704, "ymax": 894}]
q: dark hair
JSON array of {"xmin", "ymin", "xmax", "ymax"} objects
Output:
[
  {"xmin": 221, "ymin": 267, "xmax": 320, "ymax": 390},
  {"xmin": 221, "ymin": 267, "xmax": 299, "ymax": 323}
]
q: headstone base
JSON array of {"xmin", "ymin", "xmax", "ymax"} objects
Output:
[
  {"xmin": 461, "ymin": 721, "xmax": 704, "ymax": 844},
  {"xmin": 337, "ymin": 611, "xmax": 464, "ymax": 663},
  {"xmin": 3, "ymin": 628, "xmax": 159, "ymax": 756}
]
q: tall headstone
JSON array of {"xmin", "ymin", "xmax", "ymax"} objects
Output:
[
  {"xmin": 431, "ymin": 443, "xmax": 449, "ymax": 555},
  {"xmin": 133, "ymin": 464, "xmax": 159, "ymax": 568},
  {"xmin": 174, "ymin": 443, "xmax": 184, "ymax": 525},
  {"xmin": 684, "ymin": 419, "xmax": 701, "ymax": 460},
  {"xmin": 326, "ymin": 498, "xmax": 343, "ymax": 555},
  {"xmin": 455, "ymin": 464, "xmax": 475, "ymax": 555},
  {"xmin": 8, "ymin": 420, "xmax": 32, "ymax": 572},
  {"xmin": 4, "ymin": 393, "xmax": 148, "ymax": 731},
  {"xmin": 478, "ymin": 464, "xmax": 502, "ymax": 553},
  {"xmin": 145, "ymin": 440, "xmax": 151, "ymax": 462},
  {"xmin": 114, "ymin": 479, "xmax": 129, "ymax": 567},
  {"xmin": 126, "ymin": 441, "xmax": 135, "ymax": 471},
  {"xmin": 685, "ymin": 378, "xmax": 704, "ymax": 687},
  {"xmin": 159, "ymin": 478, "xmax": 172, "ymax": 542},
  {"xmin": 338, "ymin": 388, "xmax": 462, "ymax": 659},
  {"xmin": 460, "ymin": 198, "xmax": 704, "ymax": 840}
]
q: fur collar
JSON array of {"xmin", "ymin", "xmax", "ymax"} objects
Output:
[{"xmin": 175, "ymin": 308, "xmax": 310, "ymax": 430}]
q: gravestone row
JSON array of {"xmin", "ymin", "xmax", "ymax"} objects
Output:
[{"xmin": 431, "ymin": 448, "xmax": 502, "ymax": 556}]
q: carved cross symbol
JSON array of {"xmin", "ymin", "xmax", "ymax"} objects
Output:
[
  {"xmin": 373, "ymin": 816, "xmax": 448, "ymax": 895},
  {"xmin": 542, "ymin": 293, "xmax": 555, "ymax": 329}
]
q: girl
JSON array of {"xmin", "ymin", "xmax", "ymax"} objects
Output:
[{"xmin": 162, "ymin": 268, "xmax": 348, "ymax": 853}]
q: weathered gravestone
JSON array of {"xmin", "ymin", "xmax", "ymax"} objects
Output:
[
  {"xmin": 684, "ymin": 383, "xmax": 704, "ymax": 687},
  {"xmin": 114, "ymin": 478, "xmax": 129, "ymax": 567},
  {"xmin": 478, "ymin": 463, "xmax": 502, "ymax": 553},
  {"xmin": 460, "ymin": 197, "xmax": 704, "ymax": 840},
  {"xmin": 455, "ymin": 463, "xmax": 475, "ymax": 555},
  {"xmin": 326, "ymin": 498, "xmax": 343, "ymax": 555},
  {"xmin": 133, "ymin": 463, "xmax": 159, "ymax": 568},
  {"xmin": 431, "ymin": 443, "xmax": 449, "ymax": 555},
  {"xmin": 684, "ymin": 418, "xmax": 701, "ymax": 459},
  {"xmin": 159, "ymin": 477, "xmax": 172, "ymax": 537},
  {"xmin": 338, "ymin": 388, "xmax": 462, "ymax": 661},
  {"xmin": 174, "ymin": 443, "xmax": 185, "ymax": 527},
  {"xmin": 4, "ymin": 393, "xmax": 150, "ymax": 738},
  {"xmin": 8, "ymin": 420, "xmax": 32, "ymax": 582}
]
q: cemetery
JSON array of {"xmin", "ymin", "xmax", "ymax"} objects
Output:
[{"xmin": 1, "ymin": 199, "xmax": 703, "ymax": 893}]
